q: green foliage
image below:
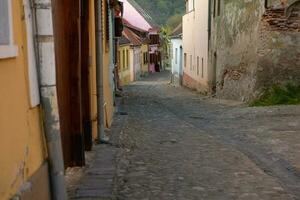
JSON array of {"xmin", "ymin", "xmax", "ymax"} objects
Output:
[
  {"xmin": 250, "ymin": 83, "xmax": 300, "ymax": 107},
  {"xmin": 166, "ymin": 13, "xmax": 182, "ymax": 29},
  {"xmin": 134, "ymin": 0, "xmax": 185, "ymax": 26}
]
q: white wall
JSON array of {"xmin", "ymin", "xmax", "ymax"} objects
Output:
[
  {"xmin": 182, "ymin": 0, "xmax": 209, "ymax": 89},
  {"xmin": 171, "ymin": 38, "xmax": 183, "ymax": 78}
]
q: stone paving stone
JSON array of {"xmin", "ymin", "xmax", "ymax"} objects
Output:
[{"xmin": 67, "ymin": 71, "xmax": 300, "ymax": 200}]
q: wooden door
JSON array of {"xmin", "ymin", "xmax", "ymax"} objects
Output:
[
  {"xmin": 80, "ymin": 0, "xmax": 93, "ymax": 151},
  {"xmin": 52, "ymin": 0, "xmax": 85, "ymax": 167}
]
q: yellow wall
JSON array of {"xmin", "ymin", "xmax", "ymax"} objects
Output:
[
  {"xmin": 118, "ymin": 45, "xmax": 132, "ymax": 86},
  {"xmin": 0, "ymin": 1, "xmax": 48, "ymax": 199},
  {"xmin": 141, "ymin": 43, "xmax": 149, "ymax": 76},
  {"xmin": 89, "ymin": 0, "xmax": 115, "ymax": 139}
]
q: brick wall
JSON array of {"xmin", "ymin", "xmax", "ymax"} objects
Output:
[{"xmin": 183, "ymin": 72, "xmax": 208, "ymax": 93}]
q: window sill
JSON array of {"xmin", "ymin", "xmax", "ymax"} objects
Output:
[{"xmin": 0, "ymin": 45, "xmax": 19, "ymax": 59}]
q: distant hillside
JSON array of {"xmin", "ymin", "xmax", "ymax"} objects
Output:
[{"xmin": 133, "ymin": 0, "xmax": 185, "ymax": 28}]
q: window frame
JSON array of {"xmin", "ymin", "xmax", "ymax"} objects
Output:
[
  {"xmin": 122, "ymin": 49, "xmax": 125, "ymax": 69},
  {"xmin": 197, "ymin": 56, "xmax": 199, "ymax": 75},
  {"xmin": 184, "ymin": 53, "xmax": 187, "ymax": 68},
  {"xmin": 175, "ymin": 48, "xmax": 178, "ymax": 64},
  {"xmin": 201, "ymin": 58, "xmax": 204, "ymax": 78},
  {"xmin": 126, "ymin": 49, "xmax": 129, "ymax": 69},
  {"xmin": 0, "ymin": 0, "xmax": 18, "ymax": 59},
  {"xmin": 189, "ymin": 55, "xmax": 192, "ymax": 71}
]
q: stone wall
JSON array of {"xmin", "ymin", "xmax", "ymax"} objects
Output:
[
  {"xmin": 256, "ymin": 1, "xmax": 300, "ymax": 93},
  {"xmin": 210, "ymin": 0, "xmax": 300, "ymax": 102}
]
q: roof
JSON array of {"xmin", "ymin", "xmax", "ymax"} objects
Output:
[
  {"xmin": 127, "ymin": 0, "xmax": 159, "ymax": 28},
  {"xmin": 120, "ymin": 27, "xmax": 142, "ymax": 46},
  {"xmin": 123, "ymin": 19, "xmax": 149, "ymax": 44},
  {"xmin": 119, "ymin": 35, "xmax": 131, "ymax": 45},
  {"xmin": 170, "ymin": 23, "xmax": 182, "ymax": 38},
  {"xmin": 120, "ymin": 0, "xmax": 159, "ymax": 31},
  {"xmin": 123, "ymin": 18, "xmax": 148, "ymax": 34}
]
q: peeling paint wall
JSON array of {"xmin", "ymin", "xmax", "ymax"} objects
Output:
[
  {"xmin": 210, "ymin": 0, "xmax": 300, "ymax": 101},
  {"xmin": 118, "ymin": 45, "xmax": 132, "ymax": 86},
  {"xmin": 0, "ymin": 1, "xmax": 50, "ymax": 199},
  {"xmin": 89, "ymin": 0, "xmax": 115, "ymax": 139}
]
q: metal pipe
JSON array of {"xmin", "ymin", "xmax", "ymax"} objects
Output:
[
  {"xmin": 32, "ymin": 0, "xmax": 67, "ymax": 199},
  {"xmin": 95, "ymin": 0, "xmax": 106, "ymax": 143}
]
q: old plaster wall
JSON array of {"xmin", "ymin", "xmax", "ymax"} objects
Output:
[
  {"xmin": 90, "ymin": 0, "xmax": 115, "ymax": 139},
  {"xmin": 212, "ymin": 0, "xmax": 300, "ymax": 101},
  {"xmin": 211, "ymin": 0, "xmax": 265, "ymax": 101},
  {"xmin": 0, "ymin": 1, "xmax": 50, "ymax": 199},
  {"xmin": 256, "ymin": 0, "xmax": 300, "ymax": 91},
  {"xmin": 183, "ymin": 0, "xmax": 209, "ymax": 92}
]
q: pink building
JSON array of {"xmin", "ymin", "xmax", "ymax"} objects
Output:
[{"xmin": 120, "ymin": 0, "xmax": 161, "ymax": 73}]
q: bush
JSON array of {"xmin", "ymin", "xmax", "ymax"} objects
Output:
[{"xmin": 250, "ymin": 83, "xmax": 300, "ymax": 106}]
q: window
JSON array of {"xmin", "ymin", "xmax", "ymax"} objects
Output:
[
  {"xmin": 184, "ymin": 53, "xmax": 187, "ymax": 68},
  {"xmin": 122, "ymin": 49, "xmax": 125, "ymax": 69},
  {"xmin": 190, "ymin": 55, "xmax": 192, "ymax": 71},
  {"xmin": 175, "ymin": 48, "xmax": 178, "ymax": 64},
  {"xmin": 126, "ymin": 49, "xmax": 129, "ymax": 69},
  {"xmin": 217, "ymin": 0, "xmax": 221, "ymax": 16},
  {"xmin": 186, "ymin": 0, "xmax": 195, "ymax": 13},
  {"xmin": 213, "ymin": 0, "xmax": 216, "ymax": 18},
  {"xmin": 197, "ymin": 56, "xmax": 199, "ymax": 75},
  {"xmin": 201, "ymin": 58, "xmax": 204, "ymax": 78},
  {"xmin": 149, "ymin": 34, "xmax": 159, "ymax": 45},
  {"xmin": 143, "ymin": 52, "xmax": 148, "ymax": 64},
  {"xmin": 0, "ymin": 0, "xmax": 18, "ymax": 58},
  {"xmin": 118, "ymin": 50, "xmax": 121, "ymax": 69}
]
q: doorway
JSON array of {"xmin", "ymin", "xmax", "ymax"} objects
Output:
[{"xmin": 179, "ymin": 46, "xmax": 183, "ymax": 85}]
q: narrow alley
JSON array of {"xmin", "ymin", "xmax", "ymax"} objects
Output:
[
  {"xmin": 2, "ymin": 0, "xmax": 300, "ymax": 199},
  {"xmin": 69, "ymin": 71, "xmax": 300, "ymax": 200}
]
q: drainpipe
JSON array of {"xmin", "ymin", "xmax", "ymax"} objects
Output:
[
  {"xmin": 33, "ymin": 0, "xmax": 67, "ymax": 199},
  {"xmin": 95, "ymin": 0, "xmax": 106, "ymax": 143}
]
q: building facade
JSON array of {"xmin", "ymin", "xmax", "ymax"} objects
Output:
[
  {"xmin": 118, "ymin": 36, "xmax": 132, "ymax": 86},
  {"xmin": 170, "ymin": 23, "xmax": 183, "ymax": 86},
  {"xmin": 0, "ymin": 0, "xmax": 122, "ymax": 199},
  {"xmin": 121, "ymin": 0, "xmax": 161, "ymax": 73},
  {"xmin": 183, "ymin": 0, "xmax": 210, "ymax": 93},
  {"xmin": 209, "ymin": 0, "xmax": 300, "ymax": 101},
  {"xmin": 0, "ymin": 1, "xmax": 51, "ymax": 199}
]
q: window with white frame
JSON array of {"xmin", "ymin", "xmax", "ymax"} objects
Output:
[
  {"xmin": 186, "ymin": 0, "xmax": 195, "ymax": 13},
  {"xmin": 190, "ymin": 55, "xmax": 192, "ymax": 71},
  {"xmin": 175, "ymin": 48, "xmax": 178, "ymax": 64},
  {"xmin": 197, "ymin": 56, "xmax": 199, "ymax": 75},
  {"xmin": 0, "ymin": 0, "xmax": 18, "ymax": 59}
]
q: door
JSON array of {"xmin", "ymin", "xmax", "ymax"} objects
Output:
[
  {"xmin": 179, "ymin": 46, "xmax": 183, "ymax": 85},
  {"xmin": 52, "ymin": 0, "xmax": 85, "ymax": 167},
  {"xmin": 212, "ymin": 52, "xmax": 217, "ymax": 93},
  {"xmin": 80, "ymin": 0, "xmax": 92, "ymax": 151}
]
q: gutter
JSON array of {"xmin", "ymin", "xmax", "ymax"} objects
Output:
[
  {"xmin": 95, "ymin": 0, "xmax": 107, "ymax": 143},
  {"xmin": 32, "ymin": 0, "xmax": 67, "ymax": 199}
]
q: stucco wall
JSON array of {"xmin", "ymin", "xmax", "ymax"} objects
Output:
[
  {"xmin": 89, "ymin": 0, "xmax": 115, "ymax": 138},
  {"xmin": 171, "ymin": 38, "xmax": 183, "ymax": 85},
  {"xmin": 0, "ymin": 1, "xmax": 50, "ymax": 199},
  {"xmin": 183, "ymin": 0, "xmax": 209, "ymax": 92},
  {"xmin": 133, "ymin": 46, "xmax": 142, "ymax": 81},
  {"xmin": 118, "ymin": 45, "xmax": 132, "ymax": 86},
  {"xmin": 140, "ymin": 44, "xmax": 149, "ymax": 76},
  {"xmin": 210, "ymin": 0, "xmax": 300, "ymax": 101}
]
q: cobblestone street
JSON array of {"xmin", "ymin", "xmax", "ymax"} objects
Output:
[{"xmin": 68, "ymin": 71, "xmax": 300, "ymax": 200}]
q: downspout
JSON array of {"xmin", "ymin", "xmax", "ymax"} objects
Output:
[
  {"xmin": 95, "ymin": 0, "xmax": 106, "ymax": 143},
  {"xmin": 33, "ymin": 0, "xmax": 67, "ymax": 199}
]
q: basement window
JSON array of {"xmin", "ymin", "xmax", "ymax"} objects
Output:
[
  {"xmin": 184, "ymin": 53, "xmax": 187, "ymax": 68},
  {"xmin": 190, "ymin": 55, "xmax": 192, "ymax": 71},
  {"xmin": 0, "ymin": 0, "xmax": 18, "ymax": 59}
]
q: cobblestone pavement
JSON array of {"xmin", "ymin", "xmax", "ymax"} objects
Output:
[
  {"xmin": 114, "ymin": 71, "xmax": 300, "ymax": 200},
  {"xmin": 67, "ymin": 70, "xmax": 300, "ymax": 200}
]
